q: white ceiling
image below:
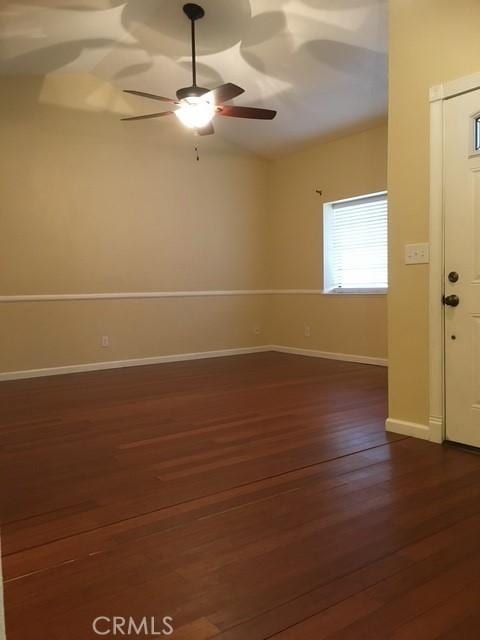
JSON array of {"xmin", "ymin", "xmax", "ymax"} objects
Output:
[{"xmin": 0, "ymin": 0, "xmax": 388, "ymax": 156}]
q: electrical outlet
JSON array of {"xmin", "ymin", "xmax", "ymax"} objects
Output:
[
  {"xmin": 405, "ymin": 243, "xmax": 429, "ymax": 265},
  {"xmin": 253, "ymin": 326, "xmax": 262, "ymax": 336},
  {"xmin": 101, "ymin": 335, "xmax": 110, "ymax": 348},
  {"xmin": 304, "ymin": 324, "xmax": 311, "ymax": 337}
]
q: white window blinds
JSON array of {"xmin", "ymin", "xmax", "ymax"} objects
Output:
[{"xmin": 324, "ymin": 192, "xmax": 388, "ymax": 292}]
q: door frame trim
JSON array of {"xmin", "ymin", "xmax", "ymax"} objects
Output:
[{"xmin": 429, "ymin": 72, "xmax": 480, "ymax": 444}]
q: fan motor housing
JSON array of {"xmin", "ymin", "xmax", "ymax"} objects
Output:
[
  {"xmin": 176, "ymin": 86, "xmax": 209, "ymax": 101},
  {"xmin": 183, "ymin": 3, "xmax": 205, "ymax": 21}
]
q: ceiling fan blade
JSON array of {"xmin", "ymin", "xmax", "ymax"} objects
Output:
[
  {"xmin": 203, "ymin": 83, "xmax": 245, "ymax": 105},
  {"xmin": 219, "ymin": 105, "xmax": 277, "ymax": 120},
  {"xmin": 121, "ymin": 111, "xmax": 174, "ymax": 121},
  {"xmin": 124, "ymin": 90, "xmax": 178, "ymax": 104},
  {"xmin": 196, "ymin": 122, "xmax": 215, "ymax": 136}
]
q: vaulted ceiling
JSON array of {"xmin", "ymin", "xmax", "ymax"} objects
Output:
[{"xmin": 0, "ymin": 0, "xmax": 388, "ymax": 155}]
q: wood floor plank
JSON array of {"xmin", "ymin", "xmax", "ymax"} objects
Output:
[{"xmin": 1, "ymin": 353, "xmax": 480, "ymax": 639}]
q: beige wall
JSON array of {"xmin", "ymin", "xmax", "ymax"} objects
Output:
[
  {"xmin": 0, "ymin": 75, "xmax": 389, "ymax": 374},
  {"xmin": 268, "ymin": 124, "xmax": 388, "ymax": 359},
  {"xmin": 0, "ymin": 75, "xmax": 268, "ymax": 372},
  {"xmin": 0, "ymin": 297, "xmax": 268, "ymax": 373},
  {"xmin": 388, "ymin": 0, "xmax": 480, "ymax": 425}
]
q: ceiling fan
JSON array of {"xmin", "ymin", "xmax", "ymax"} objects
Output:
[{"xmin": 122, "ymin": 3, "xmax": 277, "ymax": 135}]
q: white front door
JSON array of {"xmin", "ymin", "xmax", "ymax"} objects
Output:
[{"xmin": 445, "ymin": 87, "xmax": 480, "ymax": 446}]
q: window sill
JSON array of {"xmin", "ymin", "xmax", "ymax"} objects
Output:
[{"xmin": 323, "ymin": 288, "xmax": 388, "ymax": 296}]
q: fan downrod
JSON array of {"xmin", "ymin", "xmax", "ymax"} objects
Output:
[{"xmin": 183, "ymin": 3, "xmax": 205, "ymax": 21}]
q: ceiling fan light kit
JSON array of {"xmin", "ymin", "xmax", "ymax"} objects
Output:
[
  {"xmin": 175, "ymin": 96, "xmax": 215, "ymax": 129},
  {"xmin": 122, "ymin": 3, "xmax": 277, "ymax": 136}
]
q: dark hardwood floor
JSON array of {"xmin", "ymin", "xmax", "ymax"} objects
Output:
[{"xmin": 1, "ymin": 352, "xmax": 480, "ymax": 639}]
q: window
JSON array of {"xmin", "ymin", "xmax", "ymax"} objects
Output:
[
  {"xmin": 475, "ymin": 116, "xmax": 480, "ymax": 152},
  {"xmin": 323, "ymin": 192, "xmax": 388, "ymax": 293}
]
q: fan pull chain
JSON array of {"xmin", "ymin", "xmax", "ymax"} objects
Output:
[{"xmin": 195, "ymin": 146, "xmax": 200, "ymax": 161}]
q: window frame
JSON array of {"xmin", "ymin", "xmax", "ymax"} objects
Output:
[
  {"xmin": 471, "ymin": 113, "xmax": 480, "ymax": 156},
  {"xmin": 323, "ymin": 191, "xmax": 388, "ymax": 295}
]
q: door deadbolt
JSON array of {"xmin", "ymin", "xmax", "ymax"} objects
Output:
[{"xmin": 448, "ymin": 271, "xmax": 459, "ymax": 283}]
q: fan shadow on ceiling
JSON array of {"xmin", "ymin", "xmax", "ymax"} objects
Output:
[
  {"xmin": 1, "ymin": 0, "xmax": 386, "ymax": 82},
  {"xmin": 0, "ymin": 0, "xmax": 387, "ymax": 152}
]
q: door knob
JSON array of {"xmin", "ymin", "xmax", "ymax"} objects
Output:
[
  {"xmin": 448, "ymin": 271, "xmax": 459, "ymax": 283},
  {"xmin": 443, "ymin": 294, "xmax": 460, "ymax": 307}
]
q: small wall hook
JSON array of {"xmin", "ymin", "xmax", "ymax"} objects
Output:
[{"xmin": 316, "ymin": 189, "xmax": 323, "ymax": 196}]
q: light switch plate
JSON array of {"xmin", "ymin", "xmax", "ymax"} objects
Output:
[{"xmin": 405, "ymin": 243, "xmax": 430, "ymax": 265}]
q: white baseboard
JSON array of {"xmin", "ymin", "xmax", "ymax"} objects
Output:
[
  {"xmin": 0, "ymin": 345, "xmax": 388, "ymax": 382},
  {"xmin": 385, "ymin": 417, "xmax": 443, "ymax": 443},
  {"xmin": 270, "ymin": 345, "xmax": 388, "ymax": 367},
  {"xmin": 0, "ymin": 346, "xmax": 270, "ymax": 382}
]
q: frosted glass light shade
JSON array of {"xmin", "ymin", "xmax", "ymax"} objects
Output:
[{"xmin": 175, "ymin": 97, "xmax": 215, "ymax": 129}]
